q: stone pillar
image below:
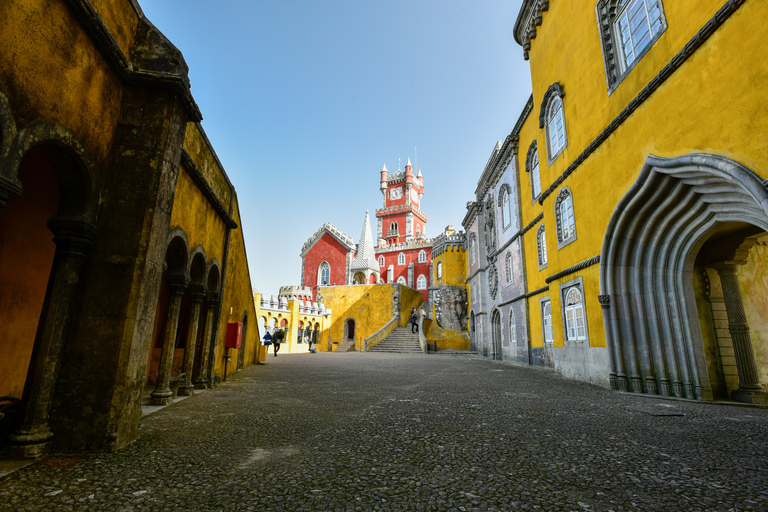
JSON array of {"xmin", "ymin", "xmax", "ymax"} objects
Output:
[
  {"xmin": 194, "ymin": 293, "xmax": 219, "ymax": 389},
  {"xmin": 10, "ymin": 220, "xmax": 96, "ymax": 458},
  {"xmin": 177, "ymin": 286, "xmax": 206, "ymax": 397},
  {"xmin": 714, "ymin": 263, "xmax": 768, "ymax": 404},
  {"xmin": 149, "ymin": 277, "xmax": 188, "ymax": 405},
  {"xmin": 0, "ymin": 177, "xmax": 22, "ymax": 208}
]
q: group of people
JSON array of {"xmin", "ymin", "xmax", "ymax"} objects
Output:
[
  {"xmin": 410, "ymin": 307, "xmax": 426, "ymax": 334},
  {"xmin": 262, "ymin": 327, "xmax": 316, "ymax": 356}
]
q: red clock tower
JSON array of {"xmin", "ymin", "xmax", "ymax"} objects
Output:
[{"xmin": 375, "ymin": 158, "xmax": 432, "ymax": 300}]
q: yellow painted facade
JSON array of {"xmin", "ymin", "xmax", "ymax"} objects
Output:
[
  {"xmin": 428, "ymin": 237, "xmax": 470, "ymax": 351},
  {"xmin": 510, "ymin": 0, "xmax": 768, "ymax": 398},
  {"xmin": 318, "ymin": 284, "xmax": 424, "ymax": 351},
  {"xmin": 254, "ymin": 292, "xmax": 333, "ymax": 354}
]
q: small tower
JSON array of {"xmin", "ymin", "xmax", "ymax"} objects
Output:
[{"xmin": 350, "ymin": 210, "xmax": 380, "ymax": 284}]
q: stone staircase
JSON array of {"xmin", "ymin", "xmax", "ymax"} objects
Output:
[
  {"xmin": 335, "ymin": 339, "xmax": 356, "ymax": 352},
  {"xmin": 368, "ymin": 327, "xmax": 423, "ymax": 353}
]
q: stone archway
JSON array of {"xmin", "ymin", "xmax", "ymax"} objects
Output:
[
  {"xmin": 345, "ymin": 318, "xmax": 356, "ymax": 341},
  {"xmin": 600, "ymin": 154, "xmax": 768, "ymax": 403},
  {"xmin": 491, "ymin": 309, "xmax": 502, "ymax": 360},
  {"xmin": 0, "ymin": 121, "xmax": 99, "ymax": 457}
]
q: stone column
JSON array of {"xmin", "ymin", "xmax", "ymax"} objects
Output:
[
  {"xmin": 149, "ymin": 276, "xmax": 188, "ymax": 405},
  {"xmin": 0, "ymin": 176, "xmax": 22, "ymax": 208},
  {"xmin": 177, "ymin": 286, "xmax": 206, "ymax": 397},
  {"xmin": 193, "ymin": 293, "xmax": 219, "ymax": 389},
  {"xmin": 714, "ymin": 263, "xmax": 768, "ymax": 404},
  {"xmin": 10, "ymin": 219, "xmax": 96, "ymax": 458}
]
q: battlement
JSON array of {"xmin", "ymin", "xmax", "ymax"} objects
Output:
[
  {"xmin": 375, "ymin": 238, "xmax": 433, "ymax": 254},
  {"xmin": 431, "ymin": 229, "xmax": 466, "ymax": 256}
]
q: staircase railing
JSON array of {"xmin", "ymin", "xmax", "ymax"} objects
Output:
[{"xmin": 363, "ymin": 316, "xmax": 398, "ymax": 351}]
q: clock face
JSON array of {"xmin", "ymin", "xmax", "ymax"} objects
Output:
[
  {"xmin": 410, "ymin": 188, "xmax": 419, "ymax": 203},
  {"xmin": 390, "ymin": 187, "xmax": 403, "ymax": 200}
]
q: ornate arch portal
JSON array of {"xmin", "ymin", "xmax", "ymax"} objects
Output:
[{"xmin": 600, "ymin": 154, "xmax": 768, "ymax": 402}]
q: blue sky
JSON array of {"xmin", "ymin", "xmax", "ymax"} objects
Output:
[{"xmin": 141, "ymin": 1, "xmax": 531, "ymax": 296}]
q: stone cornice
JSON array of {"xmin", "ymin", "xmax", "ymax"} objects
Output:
[
  {"xmin": 545, "ymin": 255, "xmax": 600, "ymax": 284},
  {"xmin": 301, "ymin": 222, "xmax": 356, "ymax": 257},
  {"xmin": 513, "ymin": 0, "xmax": 551, "ymax": 60},
  {"xmin": 538, "ymin": 0, "xmax": 746, "ymax": 205},
  {"xmin": 180, "ymin": 150, "xmax": 237, "ymax": 229},
  {"xmin": 64, "ymin": 0, "xmax": 202, "ymax": 122}
]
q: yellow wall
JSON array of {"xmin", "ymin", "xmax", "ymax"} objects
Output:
[
  {"xmin": 319, "ymin": 284, "xmax": 424, "ymax": 351},
  {"xmin": 519, "ymin": 0, "xmax": 768, "ymax": 351},
  {"xmin": 0, "ymin": 0, "xmax": 125, "ymax": 170},
  {"xmin": 253, "ymin": 293, "xmax": 332, "ymax": 354},
  {"xmin": 432, "ymin": 246, "xmax": 467, "ymax": 287}
]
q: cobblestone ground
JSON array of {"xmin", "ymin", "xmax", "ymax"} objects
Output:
[{"xmin": 2, "ymin": 352, "xmax": 767, "ymax": 511}]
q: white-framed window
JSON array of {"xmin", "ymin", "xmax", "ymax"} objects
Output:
[
  {"xmin": 596, "ymin": 0, "xmax": 666, "ymax": 91},
  {"xmin": 542, "ymin": 300, "xmax": 553, "ymax": 343},
  {"xmin": 500, "ymin": 187, "xmax": 511, "ymax": 228},
  {"xmin": 509, "ymin": 314, "xmax": 517, "ymax": 344},
  {"xmin": 319, "ymin": 262, "xmax": 330, "ymax": 286},
  {"xmin": 527, "ymin": 141, "xmax": 541, "ymax": 200},
  {"xmin": 563, "ymin": 286, "xmax": 586, "ymax": 342},
  {"xmin": 418, "ymin": 249, "xmax": 427, "ymax": 263},
  {"xmin": 616, "ymin": 0, "xmax": 664, "ymax": 71},
  {"xmin": 397, "ymin": 276, "xmax": 406, "ymax": 285},
  {"xmin": 436, "ymin": 261, "xmax": 443, "ymax": 280},
  {"xmin": 378, "ymin": 255, "xmax": 385, "ymax": 267},
  {"xmin": 547, "ymin": 96, "xmax": 566, "ymax": 160},
  {"xmin": 555, "ymin": 187, "xmax": 577, "ymax": 249},
  {"xmin": 537, "ymin": 224, "xmax": 548, "ymax": 270},
  {"xmin": 398, "ymin": 252, "xmax": 405, "ymax": 265},
  {"xmin": 416, "ymin": 274, "xmax": 427, "ymax": 290},
  {"xmin": 505, "ymin": 251, "xmax": 513, "ymax": 283}
]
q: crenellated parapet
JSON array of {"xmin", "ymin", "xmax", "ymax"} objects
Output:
[
  {"xmin": 432, "ymin": 230, "xmax": 466, "ymax": 257},
  {"xmin": 376, "ymin": 238, "xmax": 433, "ymax": 254}
]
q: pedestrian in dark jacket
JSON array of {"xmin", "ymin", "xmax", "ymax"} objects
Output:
[
  {"xmin": 273, "ymin": 328, "xmax": 284, "ymax": 356},
  {"xmin": 410, "ymin": 308, "xmax": 418, "ymax": 334}
]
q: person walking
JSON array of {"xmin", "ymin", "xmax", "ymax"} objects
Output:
[
  {"xmin": 410, "ymin": 308, "xmax": 418, "ymax": 334},
  {"xmin": 273, "ymin": 328, "xmax": 284, "ymax": 356}
]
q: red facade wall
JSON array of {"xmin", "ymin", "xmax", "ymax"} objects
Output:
[
  {"xmin": 376, "ymin": 246, "xmax": 431, "ymax": 301},
  {"xmin": 302, "ymin": 233, "xmax": 350, "ymax": 300}
]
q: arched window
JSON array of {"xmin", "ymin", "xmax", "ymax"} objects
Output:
[
  {"xmin": 389, "ymin": 222, "xmax": 399, "ymax": 236},
  {"xmin": 547, "ymin": 96, "xmax": 566, "ymax": 160},
  {"xmin": 555, "ymin": 187, "xmax": 577, "ymax": 248},
  {"xmin": 398, "ymin": 252, "xmax": 405, "ymax": 265},
  {"xmin": 542, "ymin": 301, "xmax": 553, "ymax": 343},
  {"xmin": 564, "ymin": 287, "xmax": 586, "ymax": 341},
  {"xmin": 469, "ymin": 234, "xmax": 477, "ymax": 265},
  {"xmin": 436, "ymin": 261, "xmax": 443, "ymax": 280},
  {"xmin": 499, "ymin": 186, "xmax": 511, "ymax": 229},
  {"xmin": 378, "ymin": 255, "xmax": 385, "ymax": 267},
  {"xmin": 397, "ymin": 276, "xmax": 406, "ymax": 285},
  {"xmin": 509, "ymin": 314, "xmax": 517, "ymax": 344},
  {"xmin": 536, "ymin": 224, "xmax": 548, "ymax": 270},
  {"xmin": 417, "ymin": 274, "xmax": 427, "ymax": 290},
  {"xmin": 319, "ymin": 262, "xmax": 330, "ymax": 286},
  {"xmin": 418, "ymin": 250, "xmax": 426, "ymax": 263},
  {"xmin": 527, "ymin": 141, "xmax": 541, "ymax": 200},
  {"xmin": 505, "ymin": 251, "xmax": 513, "ymax": 283}
]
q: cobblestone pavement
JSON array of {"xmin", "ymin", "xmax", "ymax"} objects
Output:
[{"xmin": 2, "ymin": 352, "xmax": 767, "ymax": 511}]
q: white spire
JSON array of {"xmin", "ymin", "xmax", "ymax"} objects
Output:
[
  {"xmin": 350, "ymin": 210, "xmax": 380, "ymax": 273},
  {"xmin": 406, "ymin": 157, "xmax": 412, "ymax": 167},
  {"xmin": 382, "ymin": 163, "xmax": 388, "ymax": 173},
  {"xmin": 417, "ymin": 169, "xmax": 422, "ymax": 177}
]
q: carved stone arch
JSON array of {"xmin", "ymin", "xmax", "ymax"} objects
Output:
[
  {"xmin": 165, "ymin": 227, "xmax": 190, "ymax": 277},
  {"xmin": 496, "ymin": 183, "xmax": 512, "ymax": 206},
  {"xmin": 188, "ymin": 245, "xmax": 208, "ymax": 286},
  {"xmin": 538, "ymin": 83, "xmax": 565, "ymax": 129},
  {"xmin": 206, "ymin": 258, "xmax": 222, "ymax": 293},
  {"xmin": 525, "ymin": 141, "xmax": 538, "ymax": 173},
  {"xmin": 600, "ymin": 154, "xmax": 768, "ymax": 400},
  {"xmin": 4, "ymin": 122, "xmax": 100, "ymax": 223}
]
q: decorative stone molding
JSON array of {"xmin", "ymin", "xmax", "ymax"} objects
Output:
[
  {"xmin": 545, "ymin": 255, "xmax": 600, "ymax": 284},
  {"xmin": 301, "ymin": 222, "xmax": 356, "ymax": 256},
  {"xmin": 554, "ymin": 187, "xmax": 577, "ymax": 249},
  {"xmin": 513, "ymin": 0, "xmax": 551, "ymax": 60},
  {"xmin": 599, "ymin": 153, "xmax": 768, "ymax": 401},
  {"xmin": 180, "ymin": 150, "xmax": 237, "ymax": 229},
  {"xmin": 539, "ymin": 83, "xmax": 565, "ymax": 129}
]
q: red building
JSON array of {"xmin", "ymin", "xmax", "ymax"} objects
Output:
[{"xmin": 300, "ymin": 158, "xmax": 432, "ymax": 301}]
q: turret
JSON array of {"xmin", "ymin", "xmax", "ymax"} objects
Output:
[
  {"xmin": 405, "ymin": 157, "xmax": 414, "ymax": 184},
  {"xmin": 380, "ymin": 164, "xmax": 388, "ymax": 196}
]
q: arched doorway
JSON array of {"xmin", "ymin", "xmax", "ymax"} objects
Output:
[
  {"xmin": 600, "ymin": 154, "xmax": 768, "ymax": 403},
  {"xmin": 0, "ymin": 125, "xmax": 99, "ymax": 455},
  {"xmin": 491, "ymin": 309, "xmax": 502, "ymax": 360},
  {"xmin": 345, "ymin": 319, "xmax": 356, "ymax": 341},
  {"xmin": 469, "ymin": 310, "xmax": 476, "ymax": 351}
]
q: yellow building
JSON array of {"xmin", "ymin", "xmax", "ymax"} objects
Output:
[
  {"xmin": 508, "ymin": 0, "xmax": 768, "ymax": 402},
  {"xmin": 0, "ymin": 0, "xmax": 260, "ymax": 457},
  {"xmin": 255, "ymin": 287, "xmax": 333, "ymax": 354},
  {"xmin": 426, "ymin": 226, "xmax": 470, "ymax": 351}
]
